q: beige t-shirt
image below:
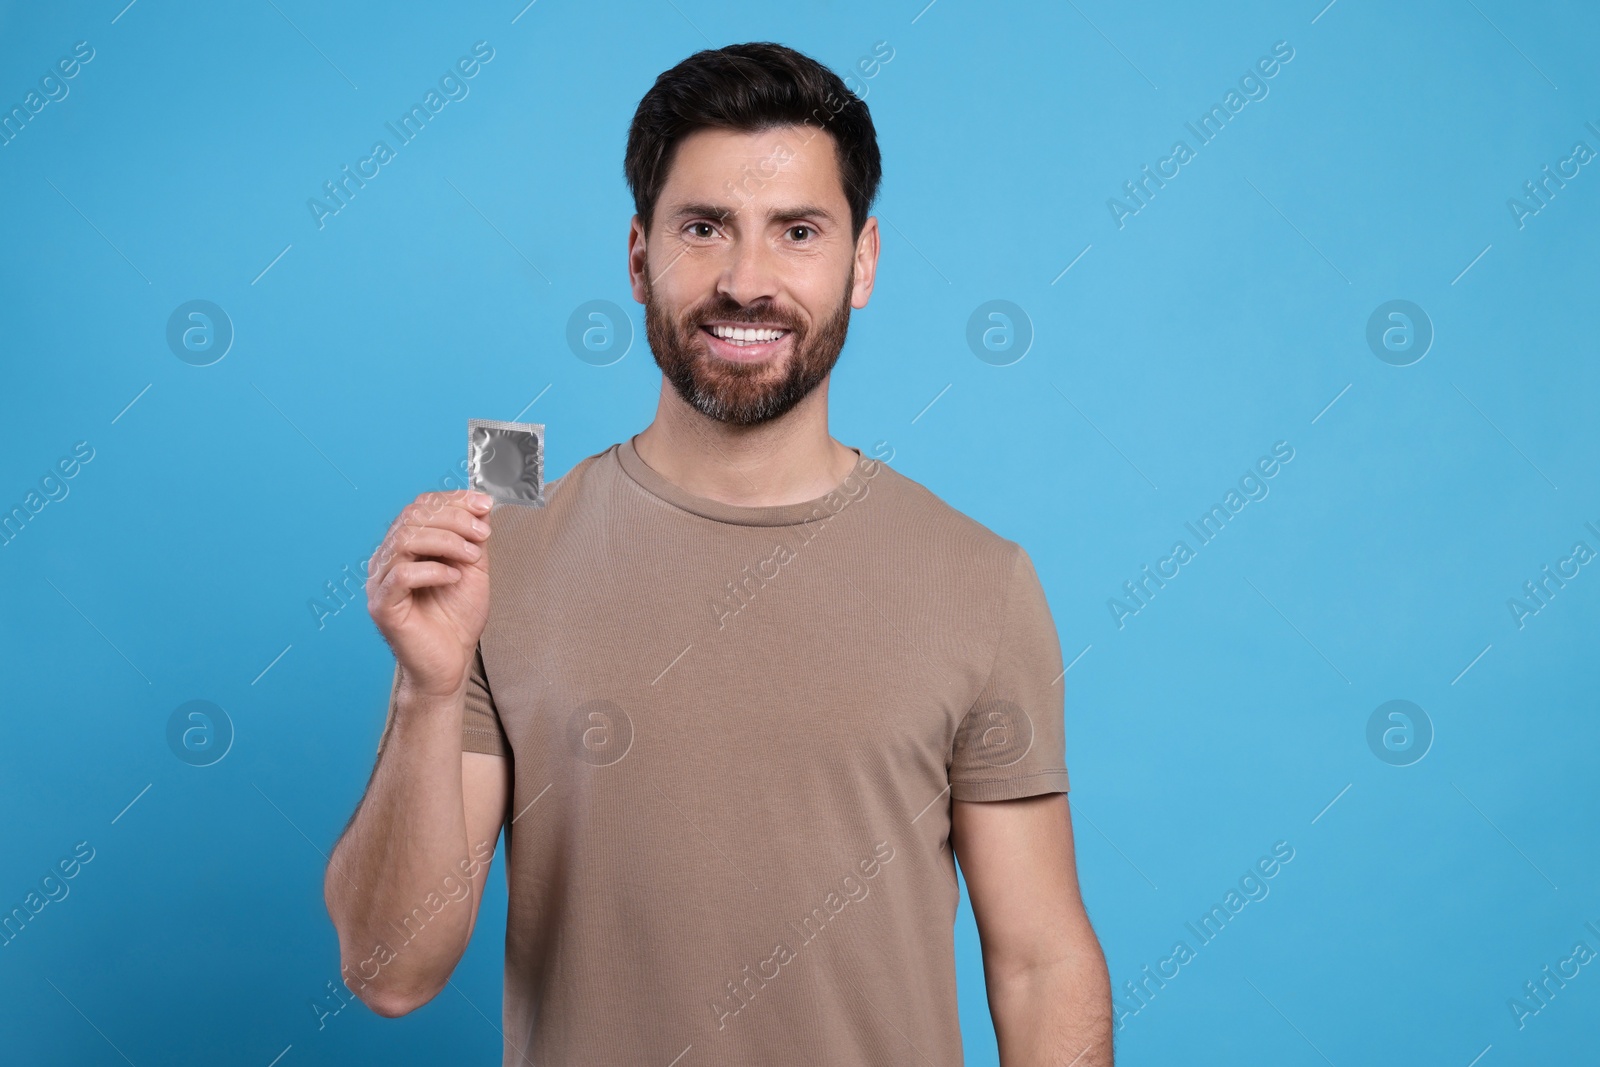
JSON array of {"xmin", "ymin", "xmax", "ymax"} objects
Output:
[{"xmin": 375, "ymin": 436, "xmax": 1071, "ymax": 1066}]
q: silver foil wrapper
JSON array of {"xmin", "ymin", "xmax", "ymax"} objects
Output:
[{"xmin": 467, "ymin": 418, "xmax": 545, "ymax": 507}]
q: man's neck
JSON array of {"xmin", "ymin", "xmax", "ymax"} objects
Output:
[{"xmin": 632, "ymin": 385, "xmax": 858, "ymax": 508}]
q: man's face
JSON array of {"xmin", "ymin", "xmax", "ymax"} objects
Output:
[{"xmin": 629, "ymin": 125, "xmax": 878, "ymax": 427}]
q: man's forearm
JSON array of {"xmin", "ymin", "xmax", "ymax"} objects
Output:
[
  {"xmin": 324, "ymin": 684, "xmax": 481, "ymax": 1014},
  {"xmin": 988, "ymin": 946, "xmax": 1114, "ymax": 1067}
]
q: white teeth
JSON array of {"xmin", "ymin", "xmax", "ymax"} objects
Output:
[{"xmin": 709, "ymin": 324, "xmax": 786, "ymax": 345}]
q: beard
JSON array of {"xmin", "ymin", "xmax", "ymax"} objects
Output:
[{"xmin": 643, "ymin": 266, "xmax": 854, "ymax": 427}]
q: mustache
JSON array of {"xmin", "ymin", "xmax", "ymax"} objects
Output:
[{"xmin": 686, "ymin": 298, "xmax": 804, "ymax": 332}]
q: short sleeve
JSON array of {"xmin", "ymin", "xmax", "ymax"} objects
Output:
[
  {"xmin": 949, "ymin": 544, "xmax": 1071, "ymax": 801},
  {"xmin": 374, "ymin": 643, "xmax": 509, "ymax": 759}
]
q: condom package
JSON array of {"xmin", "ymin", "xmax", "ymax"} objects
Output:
[{"xmin": 467, "ymin": 418, "xmax": 545, "ymax": 507}]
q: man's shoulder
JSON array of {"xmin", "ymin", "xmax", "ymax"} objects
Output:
[
  {"xmin": 865, "ymin": 457, "xmax": 1021, "ymax": 562},
  {"xmin": 488, "ymin": 442, "xmax": 616, "ymax": 533},
  {"xmin": 546, "ymin": 441, "xmax": 618, "ymax": 499}
]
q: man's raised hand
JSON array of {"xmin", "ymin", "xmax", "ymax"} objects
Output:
[{"xmin": 366, "ymin": 490, "xmax": 494, "ymax": 700}]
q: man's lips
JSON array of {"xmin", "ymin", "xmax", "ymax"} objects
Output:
[{"xmin": 697, "ymin": 323, "xmax": 794, "ymax": 362}]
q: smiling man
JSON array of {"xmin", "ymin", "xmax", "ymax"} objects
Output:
[{"xmin": 325, "ymin": 41, "xmax": 1112, "ymax": 1066}]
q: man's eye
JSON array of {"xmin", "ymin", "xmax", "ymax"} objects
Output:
[
  {"xmin": 688, "ymin": 222, "xmax": 716, "ymax": 238},
  {"xmin": 788, "ymin": 225, "xmax": 812, "ymax": 241}
]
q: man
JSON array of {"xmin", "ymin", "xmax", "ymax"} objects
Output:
[{"xmin": 325, "ymin": 41, "xmax": 1112, "ymax": 1066}]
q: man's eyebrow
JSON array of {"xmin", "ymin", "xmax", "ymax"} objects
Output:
[
  {"xmin": 667, "ymin": 202, "xmax": 734, "ymax": 223},
  {"xmin": 769, "ymin": 204, "xmax": 837, "ymax": 225}
]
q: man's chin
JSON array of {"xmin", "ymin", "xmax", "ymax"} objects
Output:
[
  {"xmin": 687, "ymin": 371, "xmax": 782, "ymax": 410},
  {"xmin": 673, "ymin": 357, "xmax": 805, "ymax": 425}
]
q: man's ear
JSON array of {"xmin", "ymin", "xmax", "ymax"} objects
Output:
[
  {"xmin": 628, "ymin": 215, "xmax": 648, "ymax": 304},
  {"xmin": 850, "ymin": 215, "xmax": 880, "ymax": 310}
]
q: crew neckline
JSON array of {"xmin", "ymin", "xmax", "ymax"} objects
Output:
[{"xmin": 614, "ymin": 434, "xmax": 872, "ymax": 527}]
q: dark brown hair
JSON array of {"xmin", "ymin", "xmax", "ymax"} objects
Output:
[{"xmin": 624, "ymin": 41, "xmax": 882, "ymax": 242}]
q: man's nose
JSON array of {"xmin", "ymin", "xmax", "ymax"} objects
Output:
[{"xmin": 717, "ymin": 233, "xmax": 781, "ymax": 309}]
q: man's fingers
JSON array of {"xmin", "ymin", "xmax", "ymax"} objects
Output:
[
  {"xmin": 414, "ymin": 489, "xmax": 494, "ymax": 519},
  {"xmin": 382, "ymin": 526, "xmax": 482, "ymax": 567},
  {"xmin": 375, "ymin": 560, "xmax": 462, "ymax": 602},
  {"xmin": 382, "ymin": 489, "xmax": 490, "ymax": 537},
  {"xmin": 396, "ymin": 499, "xmax": 492, "ymax": 542},
  {"xmin": 371, "ymin": 494, "xmax": 493, "ymax": 584}
]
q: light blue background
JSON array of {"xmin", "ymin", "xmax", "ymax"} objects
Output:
[{"xmin": 2, "ymin": 0, "xmax": 1597, "ymax": 1063}]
